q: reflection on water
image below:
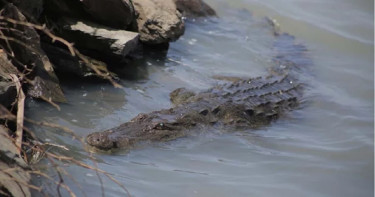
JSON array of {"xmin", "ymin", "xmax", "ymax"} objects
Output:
[{"xmin": 27, "ymin": 0, "xmax": 373, "ymax": 196}]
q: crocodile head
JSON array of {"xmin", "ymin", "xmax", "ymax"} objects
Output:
[
  {"xmin": 86, "ymin": 129, "xmax": 127, "ymax": 150},
  {"xmin": 86, "ymin": 112, "xmax": 186, "ymax": 150}
]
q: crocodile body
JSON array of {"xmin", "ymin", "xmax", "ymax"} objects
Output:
[{"xmin": 86, "ymin": 33, "xmax": 310, "ymax": 150}]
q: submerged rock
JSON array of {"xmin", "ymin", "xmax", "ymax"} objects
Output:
[
  {"xmin": 132, "ymin": 0, "xmax": 185, "ymax": 44},
  {"xmin": 173, "ymin": 0, "xmax": 216, "ymax": 17},
  {"xmin": 42, "ymin": 42, "xmax": 114, "ymax": 78},
  {"xmin": 0, "ymin": 4, "xmax": 66, "ymax": 103}
]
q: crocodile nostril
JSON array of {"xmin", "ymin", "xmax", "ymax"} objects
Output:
[
  {"xmin": 212, "ymin": 106, "xmax": 220, "ymax": 114},
  {"xmin": 199, "ymin": 109, "xmax": 209, "ymax": 116}
]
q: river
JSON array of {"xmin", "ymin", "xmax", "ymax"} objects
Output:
[{"xmin": 27, "ymin": 0, "xmax": 374, "ymax": 196}]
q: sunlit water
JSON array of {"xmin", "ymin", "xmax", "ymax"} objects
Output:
[{"xmin": 27, "ymin": 0, "xmax": 373, "ymax": 196}]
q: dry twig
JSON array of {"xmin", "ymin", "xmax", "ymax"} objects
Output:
[{"xmin": 9, "ymin": 74, "xmax": 25, "ymax": 155}]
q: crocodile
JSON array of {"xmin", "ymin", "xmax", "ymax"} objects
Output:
[{"xmin": 86, "ymin": 31, "xmax": 311, "ymax": 151}]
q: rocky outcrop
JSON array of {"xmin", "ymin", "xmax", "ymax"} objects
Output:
[
  {"xmin": 173, "ymin": 0, "xmax": 216, "ymax": 17},
  {"xmin": 41, "ymin": 0, "xmax": 139, "ymax": 69},
  {"xmin": 132, "ymin": 0, "xmax": 185, "ymax": 44},
  {"xmin": 0, "ymin": 4, "xmax": 66, "ymax": 103}
]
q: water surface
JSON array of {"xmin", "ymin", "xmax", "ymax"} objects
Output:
[{"xmin": 28, "ymin": 0, "xmax": 374, "ymax": 196}]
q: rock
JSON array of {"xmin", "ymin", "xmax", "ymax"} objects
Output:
[
  {"xmin": 44, "ymin": 0, "xmax": 134, "ymax": 29},
  {"xmin": 0, "ymin": 125, "xmax": 27, "ymax": 168},
  {"xmin": 0, "ymin": 4, "xmax": 66, "ymax": 103},
  {"xmin": 59, "ymin": 18, "xmax": 140, "ymax": 62},
  {"xmin": 173, "ymin": 0, "xmax": 216, "ymax": 17},
  {"xmin": 81, "ymin": 0, "xmax": 135, "ymax": 29},
  {"xmin": 41, "ymin": 42, "xmax": 101, "ymax": 78},
  {"xmin": 43, "ymin": 0, "xmax": 88, "ymax": 20},
  {"xmin": 8, "ymin": 0, "xmax": 44, "ymax": 20},
  {"xmin": 0, "ymin": 52, "xmax": 18, "ymax": 108},
  {"xmin": 132, "ymin": 0, "xmax": 185, "ymax": 44},
  {"xmin": 41, "ymin": 42, "xmax": 96, "ymax": 78},
  {"xmin": 42, "ymin": 41, "xmax": 119, "ymax": 80},
  {"xmin": 26, "ymin": 76, "xmax": 65, "ymax": 102},
  {"xmin": 0, "ymin": 125, "xmax": 31, "ymax": 197},
  {"xmin": 0, "ymin": 162, "xmax": 31, "ymax": 197}
]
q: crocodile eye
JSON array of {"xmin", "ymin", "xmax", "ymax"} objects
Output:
[{"xmin": 153, "ymin": 123, "xmax": 165, "ymax": 130}]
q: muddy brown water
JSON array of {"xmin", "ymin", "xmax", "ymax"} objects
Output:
[{"xmin": 26, "ymin": 0, "xmax": 373, "ymax": 196}]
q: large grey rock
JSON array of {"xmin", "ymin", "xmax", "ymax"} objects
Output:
[
  {"xmin": 132, "ymin": 0, "xmax": 185, "ymax": 44},
  {"xmin": 0, "ymin": 4, "xmax": 66, "ymax": 103},
  {"xmin": 81, "ymin": 0, "xmax": 135, "ymax": 28},
  {"xmin": 60, "ymin": 18, "xmax": 140, "ymax": 61},
  {"xmin": 8, "ymin": 0, "xmax": 43, "ymax": 20},
  {"xmin": 44, "ymin": 0, "xmax": 134, "ymax": 29},
  {"xmin": 173, "ymin": 0, "xmax": 216, "ymax": 17},
  {"xmin": 43, "ymin": 0, "xmax": 85, "ymax": 19}
]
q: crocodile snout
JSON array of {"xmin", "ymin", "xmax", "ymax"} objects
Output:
[{"xmin": 86, "ymin": 132, "xmax": 115, "ymax": 150}]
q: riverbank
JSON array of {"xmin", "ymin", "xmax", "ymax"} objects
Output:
[{"xmin": 0, "ymin": 0, "xmax": 216, "ymax": 196}]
